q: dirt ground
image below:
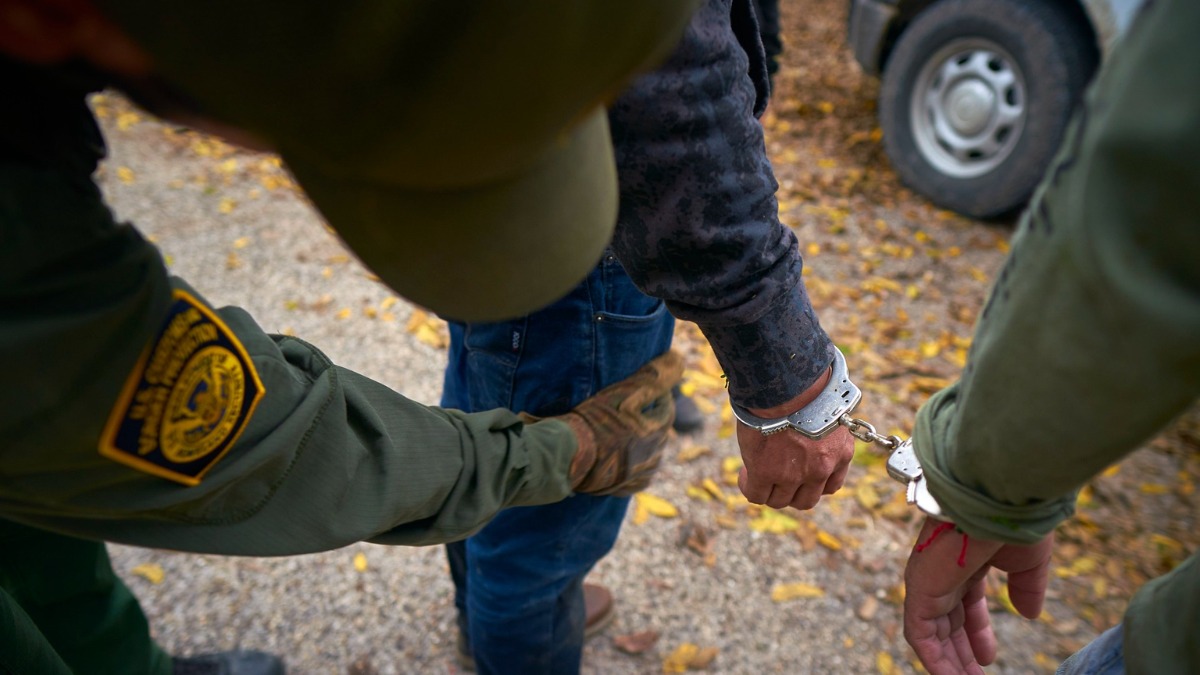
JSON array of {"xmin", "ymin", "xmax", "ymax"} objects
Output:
[{"xmin": 90, "ymin": 1, "xmax": 1199, "ymax": 673}]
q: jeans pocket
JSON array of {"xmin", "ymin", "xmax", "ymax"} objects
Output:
[
  {"xmin": 593, "ymin": 300, "xmax": 675, "ymax": 389},
  {"xmin": 460, "ymin": 319, "xmax": 526, "ymax": 410}
]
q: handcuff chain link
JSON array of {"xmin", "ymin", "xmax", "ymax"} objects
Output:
[{"xmin": 837, "ymin": 413, "xmax": 903, "ymax": 450}]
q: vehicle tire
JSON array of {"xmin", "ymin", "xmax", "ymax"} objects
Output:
[{"xmin": 879, "ymin": 0, "xmax": 1098, "ymax": 218}]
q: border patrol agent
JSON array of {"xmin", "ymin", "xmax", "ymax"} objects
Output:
[{"xmin": 0, "ymin": 1, "xmax": 698, "ymax": 673}]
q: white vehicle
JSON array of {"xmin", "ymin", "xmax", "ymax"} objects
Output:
[{"xmin": 848, "ymin": 0, "xmax": 1144, "ymax": 218}]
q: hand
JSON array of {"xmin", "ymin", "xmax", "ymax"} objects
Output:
[
  {"xmin": 539, "ymin": 350, "xmax": 683, "ymax": 496},
  {"xmin": 734, "ymin": 367, "xmax": 854, "ymax": 510},
  {"xmin": 903, "ymin": 517, "xmax": 1054, "ymax": 675}
]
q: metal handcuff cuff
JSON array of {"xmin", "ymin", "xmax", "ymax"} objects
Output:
[{"xmin": 729, "ymin": 347, "xmax": 950, "ymax": 521}]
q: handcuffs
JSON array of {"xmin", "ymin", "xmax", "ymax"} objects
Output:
[{"xmin": 730, "ymin": 347, "xmax": 949, "ymax": 521}]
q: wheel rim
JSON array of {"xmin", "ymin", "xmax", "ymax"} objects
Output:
[{"xmin": 909, "ymin": 38, "xmax": 1026, "ymax": 179}]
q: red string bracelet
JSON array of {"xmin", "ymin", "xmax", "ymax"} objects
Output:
[{"xmin": 914, "ymin": 521, "xmax": 969, "ymax": 567}]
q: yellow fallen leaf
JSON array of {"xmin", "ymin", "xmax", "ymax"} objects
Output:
[
  {"xmin": 322, "ymin": 266, "xmax": 333, "ymax": 278},
  {"xmin": 817, "ymin": 531, "xmax": 843, "ymax": 551},
  {"xmin": 232, "ymin": 236, "xmax": 251, "ymax": 249},
  {"xmin": 715, "ymin": 514, "xmax": 738, "ymax": 529},
  {"xmin": 117, "ymin": 166, "xmax": 135, "ymax": 184},
  {"xmin": 771, "ymin": 582, "xmax": 825, "ymax": 602},
  {"xmin": 335, "ymin": 307, "xmax": 352, "ymax": 320},
  {"xmin": 130, "ymin": 563, "xmax": 165, "ymax": 585},
  {"xmin": 225, "ymin": 252, "xmax": 241, "ymax": 270},
  {"xmin": 677, "ymin": 444, "xmax": 712, "ymax": 463},
  {"xmin": 116, "ymin": 110, "xmax": 141, "ymax": 131},
  {"xmin": 749, "ymin": 509, "xmax": 799, "ymax": 534},
  {"xmin": 996, "ymin": 582, "xmax": 1020, "ymax": 616},
  {"xmin": 1101, "ymin": 464, "xmax": 1121, "ymax": 478},
  {"xmin": 353, "ymin": 552, "xmax": 368, "ymax": 572},
  {"xmin": 380, "ymin": 296, "xmax": 399, "ymax": 309},
  {"xmin": 855, "ymin": 482, "xmax": 881, "ymax": 510},
  {"xmin": 1139, "ymin": 483, "xmax": 1170, "ymax": 495},
  {"xmin": 876, "ymin": 651, "xmax": 898, "ymax": 675},
  {"xmin": 721, "ymin": 457, "xmax": 743, "ymax": 474},
  {"xmin": 1151, "ymin": 533, "xmax": 1184, "ymax": 555},
  {"xmin": 701, "ymin": 478, "xmax": 725, "ymax": 501},
  {"xmin": 919, "ymin": 341, "xmax": 941, "ymax": 359},
  {"xmin": 218, "ymin": 197, "xmax": 236, "ymax": 214},
  {"xmin": 635, "ymin": 492, "xmax": 678, "ymax": 518},
  {"xmin": 686, "ymin": 485, "xmax": 712, "ymax": 502},
  {"xmin": 414, "ymin": 323, "xmax": 446, "ymax": 348},
  {"xmin": 663, "ymin": 643, "xmax": 699, "ymax": 673},
  {"xmin": 632, "ymin": 501, "xmax": 650, "ymax": 526},
  {"xmin": 683, "ymin": 369, "xmax": 726, "ymax": 391},
  {"xmin": 1054, "ymin": 556, "xmax": 1098, "ymax": 578}
]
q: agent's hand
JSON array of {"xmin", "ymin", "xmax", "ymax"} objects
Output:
[
  {"xmin": 536, "ymin": 350, "xmax": 682, "ymax": 496},
  {"xmin": 903, "ymin": 517, "xmax": 1054, "ymax": 675},
  {"xmin": 735, "ymin": 367, "xmax": 854, "ymax": 510}
]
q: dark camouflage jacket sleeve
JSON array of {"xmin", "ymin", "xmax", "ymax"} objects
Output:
[{"xmin": 607, "ymin": 0, "xmax": 834, "ymax": 410}]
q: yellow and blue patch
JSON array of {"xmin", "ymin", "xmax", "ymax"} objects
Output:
[{"xmin": 100, "ymin": 289, "xmax": 265, "ymax": 485}]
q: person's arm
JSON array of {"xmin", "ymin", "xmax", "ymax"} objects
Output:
[
  {"xmin": 904, "ymin": 1, "xmax": 1200, "ymax": 670},
  {"xmin": 607, "ymin": 0, "xmax": 851, "ymax": 510},
  {"xmin": 0, "ymin": 136, "xmax": 699, "ymax": 555},
  {"xmin": 0, "ymin": 167, "xmax": 580, "ymax": 554},
  {"xmin": 913, "ymin": 0, "xmax": 1200, "ymax": 544}
]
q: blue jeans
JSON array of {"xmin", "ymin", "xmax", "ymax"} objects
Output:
[
  {"xmin": 441, "ymin": 251, "xmax": 675, "ymax": 675},
  {"xmin": 1057, "ymin": 624, "xmax": 1125, "ymax": 675}
]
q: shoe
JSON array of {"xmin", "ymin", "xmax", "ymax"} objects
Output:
[
  {"xmin": 455, "ymin": 583, "xmax": 617, "ymax": 671},
  {"xmin": 671, "ymin": 385, "xmax": 705, "ymax": 434},
  {"xmin": 172, "ymin": 650, "xmax": 285, "ymax": 675}
]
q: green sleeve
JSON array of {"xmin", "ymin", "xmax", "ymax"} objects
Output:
[
  {"xmin": 0, "ymin": 160, "xmax": 575, "ymax": 555},
  {"xmin": 913, "ymin": 0, "xmax": 1200, "ymax": 545}
]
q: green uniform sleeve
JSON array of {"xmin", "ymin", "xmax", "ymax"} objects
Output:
[
  {"xmin": 913, "ymin": 0, "xmax": 1200, "ymax": 545},
  {"xmin": 0, "ymin": 159, "xmax": 576, "ymax": 555}
]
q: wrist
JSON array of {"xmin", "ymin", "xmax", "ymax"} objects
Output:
[
  {"xmin": 730, "ymin": 347, "xmax": 861, "ymax": 439},
  {"xmin": 561, "ymin": 413, "xmax": 596, "ymax": 488},
  {"xmin": 745, "ymin": 366, "xmax": 832, "ymax": 417}
]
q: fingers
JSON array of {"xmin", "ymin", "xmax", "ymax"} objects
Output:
[
  {"xmin": 822, "ymin": 457, "xmax": 850, "ymax": 495},
  {"xmin": 999, "ymin": 536, "xmax": 1054, "ymax": 619},
  {"xmin": 614, "ymin": 350, "xmax": 683, "ymax": 414},
  {"xmin": 961, "ymin": 578, "xmax": 997, "ymax": 666},
  {"xmin": 737, "ymin": 466, "xmax": 773, "ymax": 505}
]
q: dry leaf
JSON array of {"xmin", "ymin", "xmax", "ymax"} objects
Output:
[
  {"xmin": 701, "ymin": 478, "xmax": 725, "ymax": 500},
  {"xmin": 353, "ymin": 552, "xmax": 368, "ymax": 572},
  {"xmin": 876, "ymin": 651, "xmax": 900, "ymax": 675},
  {"xmin": 632, "ymin": 501, "xmax": 650, "ymax": 526},
  {"xmin": 662, "ymin": 643, "xmax": 718, "ymax": 672},
  {"xmin": 686, "ymin": 485, "xmax": 712, "ymax": 502},
  {"xmin": 612, "ymin": 630, "xmax": 659, "ymax": 655},
  {"xmin": 635, "ymin": 492, "xmax": 678, "ymax": 519},
  {"xmin": 117, "ymin": 166, "xmax": 135, "ymax": 184},
  {"xmin": 817, "ymin": 530, "xmax": 843, "ymax": 551},
  {"xmin": 749, "ymin": 509, "xmax": 799, "ymax": 534},
  {"xmin": 130, "ymin": 563, "xmax": 165, "ymax": 584},
  {"xmin": 677, "ymin": 445, "xmax": 712, "ymax": 463},
  {"xmin": 855, "ymin": 482, "xmax": 881, "ymax": 510},
  {"xmin": 771, "ymin": 582, "xmax": 825, "ymax": 602}
]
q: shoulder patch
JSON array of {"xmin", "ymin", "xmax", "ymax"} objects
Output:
[{"xmin": 100, "ymin": 289, "xmax": 265, "ymax": 485}]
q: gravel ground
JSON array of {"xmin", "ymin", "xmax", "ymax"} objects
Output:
[{"xmin": 88, "ymin": 2, "xmax": 1199, "ymax": 673}]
